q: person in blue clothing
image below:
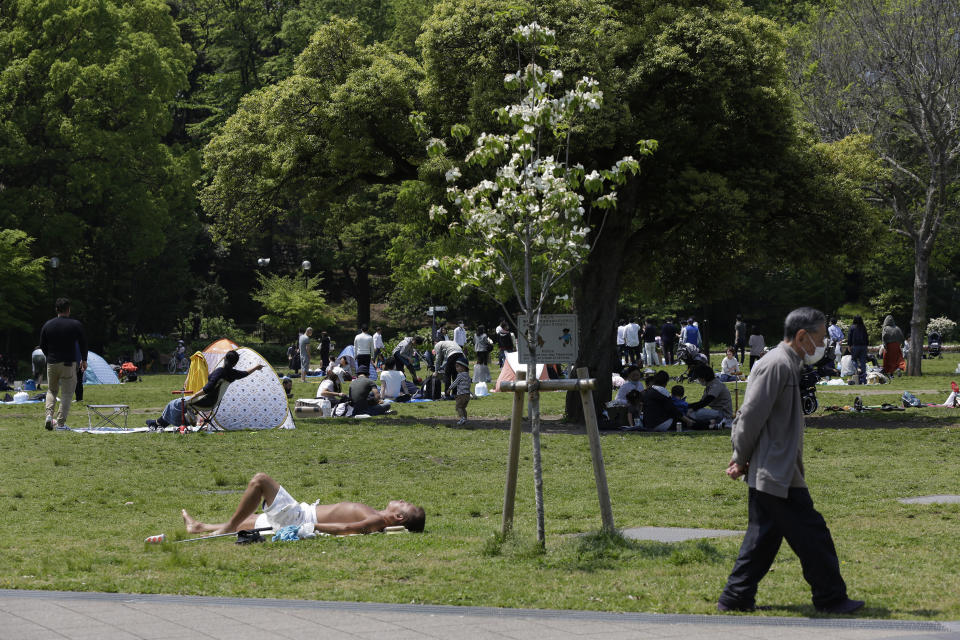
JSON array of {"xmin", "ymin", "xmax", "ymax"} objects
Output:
[{"xmin": 684, "ymin": 318, "xmax": 702, "ymax": 348}]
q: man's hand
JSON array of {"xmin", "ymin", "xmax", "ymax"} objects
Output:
[
  {"xmin": 80, "ymin": 360, "xmax": 87, "ymax": 372},
  {"xmin": 726, "ymin": 459, "xmax": 748, "ymax": 479}
]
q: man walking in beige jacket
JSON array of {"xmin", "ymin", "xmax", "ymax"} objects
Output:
[{"xmin": 718, "ymin": 307, "xmax": 864, "ymax": 615}]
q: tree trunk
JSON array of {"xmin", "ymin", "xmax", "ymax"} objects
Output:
[
  {"xmin": 355, "ymin": 266, "xmax": 371, "ymax": 329},
  {"xmin": 523, "ymin": 217, "xmax": 546, "ymax": 546},
  {"xmin": 564, "ymin": 200, "xmax": 635, "ymax": 423},
  {"xmin": 907, "ymin": 241, "xmax": 930, "ymax": 376}
]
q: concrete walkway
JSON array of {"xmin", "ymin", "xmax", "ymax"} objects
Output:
[{"xmin": 2, "ymin": 590, "xmax": 959, "ymax": 640}]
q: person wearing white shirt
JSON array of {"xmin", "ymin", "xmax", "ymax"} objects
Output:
[
  {"xmin": 373, "ymin": 328, "xmax": 385, "ymax": 366},
  {"xmin": 839, "ymin": 347, "xmax": 857, "ymax": 378},
  {"xmin": 616, "ymin": 319, "xmax": 627, "ymax": 365},
  {"xmin": 615, "ymin": 366, "xmax": 645, "ymax": 404},
  {"xmin": 453, "ymin": 321, "xmax": 467, "ymax": 348},
  {"xmin": 623, "ymin": 318, "xmax": 641, "ymax": 364},
  {"xmin": 378, "ymin": 358, "xmax": 407, "ymax": 399},
  {"xmin": 354, "ymin": 325, "xmax": 375, "ymax": 376},
  {"xmin": 719, "ymin": 347, "xmax": 742, "ymax": 382}
]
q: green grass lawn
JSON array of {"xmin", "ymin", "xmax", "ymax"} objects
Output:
[{"xmin": 1, "ymin": 357, "xmax": 959, "ymax": 619}]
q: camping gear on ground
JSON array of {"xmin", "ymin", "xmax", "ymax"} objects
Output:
[
  {"xmin": 901, "ymin": 391, "xmax": 922, "ymax": 408},
  {"xmin": 494, "ymin": 352, "xmax": 549, "ymax": 391},
  {"xmin": 203, "ymin": 348, "xmax": 295, "ymax": 430},
  {"xmin": 120, "ymin": 362, "xmax": 138, "ymax": 382},
  {"xmin": 473, "ymin": 364, "xmax": 491, "ymax": 383},
  {"xmin": 84, "ymin": 351, "xmax": 121, "ymax": 384},
  {"xmin": 673, "ymin": 343, "xmax": 709, "ymax": 383},
  {"xmin": 415, "ymin": 375, "xmax": 444, "ymax": 400},
  {"xmin": 800, "ymin": 365, "xmax": 820, "ymax": 415},
  {"xmin": 474, "ymin": 381, "xmax": 490, "ymax": 397}
]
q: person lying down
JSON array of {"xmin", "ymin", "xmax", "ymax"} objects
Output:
[{"xmin": 181, "ymin": 472, "xmax": 426, "ymax": 537}]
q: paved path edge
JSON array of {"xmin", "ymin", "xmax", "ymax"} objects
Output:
[{"xmin": 1, "ymin": 588, "xmax": 955, "ymax": 632}]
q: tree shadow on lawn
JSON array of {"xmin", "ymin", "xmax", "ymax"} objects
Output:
[
  {"xmin": 370, "ymin": 415, "xmax": 738, "ymax": 436},
  {"xmin": 807, "ymin": 412, "xmax": 960, "ymax": 430}
]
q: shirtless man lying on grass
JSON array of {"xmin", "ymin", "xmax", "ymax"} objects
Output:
[{"xmin": 181, "ymin": 472, "xmax": 425, "ymax": 536}]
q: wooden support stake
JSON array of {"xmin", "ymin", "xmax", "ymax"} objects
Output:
[
  {"xmin": 577, "ymin": 367, "xmax": 615, "ymax": 533},
  {"xmin": 501, "ymin": 370, "xmax": 526, "ymax": 536}
]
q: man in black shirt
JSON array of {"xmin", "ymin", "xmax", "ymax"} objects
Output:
[
  {"xmin": 660, "ymin": 318, "xmax": 678, "ymax": 365},
  {"xmin": 39, "ymin": 298, "xmax": 87, "ymax": 430}
]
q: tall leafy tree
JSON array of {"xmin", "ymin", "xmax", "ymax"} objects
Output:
[
  {"xmin": 794, "ymin": 0, "xmax": 960, "ymax": 376},
  {"xmin": 201, "ymin": 18, "xmax": 423, "ymax": 326},
  {"xmin": 415, "ymin": 0, "xmax": 868, "ymax": 417},
  {"xmin": 0, "ymin": 0, "xmax": 199, "ymax": 346}
]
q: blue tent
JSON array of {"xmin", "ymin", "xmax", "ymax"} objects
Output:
[{"xmin": 84, "ymin": 351, "xmax": 120, "ymax": 384}]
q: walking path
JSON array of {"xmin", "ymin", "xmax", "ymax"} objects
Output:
[{"xmin": 2, "ymin": 589, "xmax": 958, "ymax": 640}]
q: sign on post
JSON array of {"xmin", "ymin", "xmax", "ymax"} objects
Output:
[{"xmin": 517, "ymin": 314, "xmax": 578, "ymax": 364}]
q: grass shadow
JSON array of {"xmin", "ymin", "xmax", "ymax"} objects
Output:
[{"xmin": 808, "ymin": 413, "xmax": 960, "ymax": 430}]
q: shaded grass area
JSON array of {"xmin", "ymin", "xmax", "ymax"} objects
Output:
[{"xmin": 1, "ymin": 362, "xmax": 959, "ymax": 619}]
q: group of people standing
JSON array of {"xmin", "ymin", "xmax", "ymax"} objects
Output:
[{"xmin": 616, "ymin": 317, "xmax": 701, "ymax": 367}]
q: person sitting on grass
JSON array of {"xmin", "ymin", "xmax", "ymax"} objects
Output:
[
  {"xmin": 625, "ymin": 389, "xmax": 643, "ymax": 428},
  {"xmin": 447, "ymin": 357, "xmax": 471, "ymax": 425},
  {"xmin": 181, "ymin": 472, "xmax": 425, "ymax": 536},
  {"xmin": 378, "ymin": 357, "xmax": 407, "ymax": 400},
  {"xmin": 147, "ymin": 350, "xmax": 262, "ymax": 429},
  {"xmin": 685, "ymin": 364, "xmax": 734, "ymax": 428},
  {"xmin": 348, "ymin": 371, "xmax": 391, "ymax": 416},
  {"xmin": 719, "ymin": 347, "xmax": 743, "ymax": 382},
  {"xmin": 640, "ymin": 370, "xmax": 694, "ymax": 432},
  {"xmin": 614, "ymin": 365, "xmax": 644, "ymax": 405},
  {"xmin": 316, "ymin": 368, "xmax": 348, "ymax": 406},
  {"xmin": 671, "ymin": 385, "xmax": 689, "ymax": 414}
]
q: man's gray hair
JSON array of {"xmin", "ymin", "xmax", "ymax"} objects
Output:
[{"xmin": 784, "ymin": 307, "xmax": 826, "ymax": 340}]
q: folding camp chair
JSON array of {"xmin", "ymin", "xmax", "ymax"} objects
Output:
[{"xmin": 184, "ymin": 379, "xmax": 232, "ymax": 431}]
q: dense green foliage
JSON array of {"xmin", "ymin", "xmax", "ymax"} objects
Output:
[{"xmin": 0, "ymin": 0, "xmax": 957, "ymax": 375}]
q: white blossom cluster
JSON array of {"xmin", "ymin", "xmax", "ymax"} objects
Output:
[{"xmin": 420, "ymin": 23, "xmax": 650, "ymax": 316}]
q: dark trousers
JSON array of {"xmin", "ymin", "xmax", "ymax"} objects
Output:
[
  {"xmin": 624, "ymin": 345, "xmax": 640, "ymax": 364},
  {"xmin": 442, "ymin": 358, "xmax": 462, "ymax": 393},
  {"xmin": 662, "ymin": 342, "xmax": 675, "ymax": 365},
  {"xmin": 850, "ymin": 346, "xmax": 867, "ymax": 384},
  {"xmin": 720, "ymin": 487, "xmax": 847, "ymax": 609},
  {"xmin": 356, "ymin": 353, "xmax": 371, "ymax": 375},
  {"xmin": 736, "ymin": 343, "xmax": 745, "ymax": 364},
  {"xmin": 749, "ymin": 354, "xmax": 761, "ymax": 369},
  {"xmin": 395, "ymin": 354, "xmax": 419, "ymax": 380}
]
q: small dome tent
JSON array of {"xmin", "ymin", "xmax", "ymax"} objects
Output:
[{"xmin": 84, "ymin": 352, "xmax": 120, "ymax": 384}]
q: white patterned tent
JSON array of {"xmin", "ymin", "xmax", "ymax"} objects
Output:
[
  {"xmin": 210, "ymin": 347, "xmax": 295, "ymax": 431},
  {"xmin": 84, "ymin": 351, "xmax": 120, "ymax": 384}
]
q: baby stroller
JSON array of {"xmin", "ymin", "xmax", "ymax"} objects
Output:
[
  {"xmin": 800, "ymin": 365, "xmax": 819, "ymax": 415},
  {"xmin": 928, "ymin": 331, "xmax": 943, "ymax": 359},
  {"xmin": 674, "ymin": 342, "xmax": 709, "ymax": 382}
]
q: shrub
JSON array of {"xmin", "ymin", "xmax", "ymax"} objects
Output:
[{"xmin": 926, "ymin": 316, "xmax": 957, "ymax": 341}]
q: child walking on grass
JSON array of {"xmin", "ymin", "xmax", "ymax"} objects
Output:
[{"xmin": 448, "ymin": 357, "xmax": 471, "ymax": 426}]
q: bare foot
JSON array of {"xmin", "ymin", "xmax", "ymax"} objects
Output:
[{"xmin": 181, "ymin": 509, "xmax": 207, "ymax": 534}]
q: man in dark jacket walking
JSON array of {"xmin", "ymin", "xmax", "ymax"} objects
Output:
[{"xmin": 39, "ymin": 298, "xmax": 87, "ymax": 430}]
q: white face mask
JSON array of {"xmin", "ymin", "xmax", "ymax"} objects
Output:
[{"xmin": 801, "ymin": 332, "xmax": 826, "ymax": 365}]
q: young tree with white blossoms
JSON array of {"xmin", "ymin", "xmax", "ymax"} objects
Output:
[{"xmin": 412, "ymin": 22, "xmax": 654, "ymax": 545}]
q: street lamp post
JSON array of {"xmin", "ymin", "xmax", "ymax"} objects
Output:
[
  {"xmin": 49, "ymin": 256, "xmax": 60, "ymax": 296},
  {"xmin": 301, "ymin": 260, "xmax": 311, "ymax": 288}
]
